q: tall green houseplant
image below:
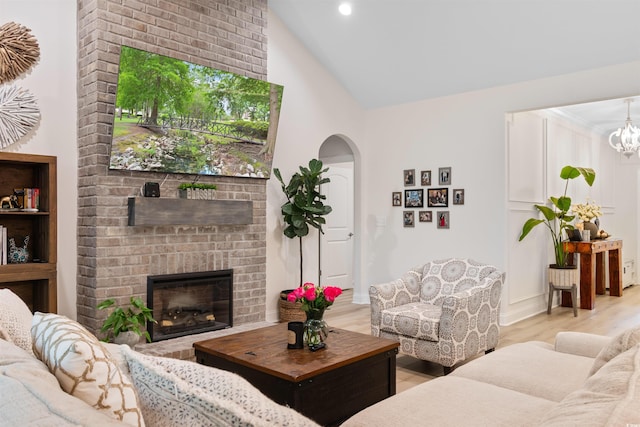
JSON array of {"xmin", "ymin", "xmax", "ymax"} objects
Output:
[
  {"xmin": 519, "ymin": 165, "xmax": 595, "ymax": 267},
  {"xmin": 274, "ymin": 159, "xmax": 332, "ymax": 286}
]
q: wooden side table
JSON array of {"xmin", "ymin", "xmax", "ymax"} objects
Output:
[{"xmin": 562, "ymin": 238, "xmax": 623, "ymax": 309}]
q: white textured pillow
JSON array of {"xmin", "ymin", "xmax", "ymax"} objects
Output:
[
  {"xmin": 0, "ymin": 289, "xmax": 34, "ymax": 355},
  {"xmin": 31, "ymin": 312, "xmax": 145, "ymax": 427},
  {"xmin": 589, "ymin": 326, "xmax": 640, "ymax": 376},
  {"xmin": 121, "ymin": 346, "xmax": 319, "ymax": 427},
  {"xmin": 540, "ymin": 343, "xmax": 640, "ymax": 426}
]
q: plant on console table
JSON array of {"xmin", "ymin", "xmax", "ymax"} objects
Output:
[
  {"xmin": 518, "ymin": 165, "xmax": 595, "ymax": 268},
  {"xmin": 287, "ymin": 282, "xmax": 342, "ymax": 346},
  {"xmin": 273, "ymin": 159, "xmax": 332, "ymax": 287},
  {"xmin": 97, "ymin": 297, "xmax": 157, "ymax": 347}
]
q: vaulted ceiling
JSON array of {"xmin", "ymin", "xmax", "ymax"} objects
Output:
[{"xmin": 270, "ymin": 0, "xmax": 640, "ymax": 134}]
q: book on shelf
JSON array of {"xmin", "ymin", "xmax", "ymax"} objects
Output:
[
  {"xmin": 14, "ymin": 187, "xmax": 40, "ymax": 211},
  {"xmin": 0, "ymin": 225, "xmax": 6, "ymax": 265}
]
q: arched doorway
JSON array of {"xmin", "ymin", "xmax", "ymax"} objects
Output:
[{"xmin": 318, "ymin": 135, "xmax": 359, "ymax": 299}]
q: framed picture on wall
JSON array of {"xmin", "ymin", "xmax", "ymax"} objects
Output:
[
  {"xmin": 404, "ymin": 169, "xmax": 415, "ymax": 186},
  {"xmin": 419, "ymin": 210, "xmax": 432, "ymax": 222},
  {"xmin": 437, "ymin": 211, "xmax": 450, "ymax": 229},
  {"xmin": 427, "ymin": 188, "xmax": 448, "ymax": 207},
  {"xmin": 438, "ymin": 167, "xmax": 452, "ymax": 185},
  {"xmin": 453, "ymin": 189, "xmax": 465, "ymax": 205},
  {"xmin": 420, "ymin": 170, "xmax": 431, "ymax": 186},
  {"xmin": 403, "ymin": 211, "xmax": 415, "ymax": 227},
  {"xmin": 392, "ymin": 192, "xmax": 402, "ymax": 206},
  {"xmin": 404, "ymin": 189, "xmax": 424, "ymax": 208}
]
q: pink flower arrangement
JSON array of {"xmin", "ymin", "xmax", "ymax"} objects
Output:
[{"xmin": 287, "ymin": 282, "xmax": 343, "ymax": 312}]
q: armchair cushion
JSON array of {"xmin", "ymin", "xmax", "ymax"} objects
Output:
[
  {"xmin": 420, "ymin": 259, "xmax": 498, "ymax": 305},
  {"xmin": 380, "ymin": 302, "xmax": 441, "ymax": 342}
]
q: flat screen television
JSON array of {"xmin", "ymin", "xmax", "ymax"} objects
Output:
[{"xmin": 108, "ymin": 46, "xmax": 284, "ymax": 179}]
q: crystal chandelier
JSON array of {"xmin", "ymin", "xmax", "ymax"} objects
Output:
[{"xmin": 609, "ymin": 99, "xmax": 640, "ymax": 158}]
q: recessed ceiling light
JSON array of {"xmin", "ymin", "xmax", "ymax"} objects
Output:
[{"xmin": 339, "ymin": 3, "xmax": 352, "ymax": 16}]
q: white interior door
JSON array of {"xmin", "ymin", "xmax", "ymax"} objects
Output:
[{"xmin": 320, "ymin": 162, "xmax": 354, "ymax": 289}]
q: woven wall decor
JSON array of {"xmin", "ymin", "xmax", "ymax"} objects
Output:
[
  {"xmin": 0, "ymin": 22, "xmax": 40, "ymax": 84},
  {"xmin": 0, "ymin": 84, "xmax": 40, "ymax": 148}
]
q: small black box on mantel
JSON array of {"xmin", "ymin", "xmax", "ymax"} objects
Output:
[{"xmin": 143, "ymin": 182, "xmax": 160, "ymax": 197}]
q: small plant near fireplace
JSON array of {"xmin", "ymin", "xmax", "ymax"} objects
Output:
[{"xmin": 97, "ymin": 296, "xmax": 157, "ymax": 344}]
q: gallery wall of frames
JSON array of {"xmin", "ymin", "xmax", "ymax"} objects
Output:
[{"xmin": 392, "ymin": 167, "xmax": 464, "ymax": 229}]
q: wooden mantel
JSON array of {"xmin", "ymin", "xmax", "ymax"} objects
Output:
[{"xmin": 127, "ymin": 197, "xmax": 253, "ymax": 226}]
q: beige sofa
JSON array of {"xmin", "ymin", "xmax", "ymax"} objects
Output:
[
  {"xmin": 0, "ymin": 289, "xmax": 318, "ymax": 427},
  {"xmin": 344, "ymin": 327, "xmax": 640, "ymax": 426}
]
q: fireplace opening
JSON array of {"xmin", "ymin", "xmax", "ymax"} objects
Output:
[{"xmin": 147, "ymin": 269, "xmax": 233, "ymax": 342}]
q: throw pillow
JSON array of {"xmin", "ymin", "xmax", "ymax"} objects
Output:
[
  {"xmin": 0, "ymin": 289, "xmax": 34, "ymax": 355},
  {"xmin": 121, "ymin": 346, "xmax": 319, "ymax": 427},
  {"xmin": 540, "ymin": 343, "xmax": 640, "ymax": 426},
  {"xmin": 588, "ymin": 325, "xmax": 640, "ymax": 376},
  {"xmin": 31, "ymin": 312, "xmax": 145, "ymax": 427}
]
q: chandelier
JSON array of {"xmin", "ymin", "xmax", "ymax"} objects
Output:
[{"xmin": 609, "ymin": 99, "xmax": 640, "ymax": 158}]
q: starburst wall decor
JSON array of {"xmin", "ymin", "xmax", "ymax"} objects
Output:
[
  {"xmin": 0, "ymin": 22, "xmax": 40, "ymax": 84},
  {"xmin": 0, "ymin": 84, "xmax": 40, "ymax": 148}
]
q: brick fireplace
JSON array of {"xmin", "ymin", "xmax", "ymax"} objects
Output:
[{"xmin": 76, "ymin": 0, "xmax": 269, "ymax": 337}]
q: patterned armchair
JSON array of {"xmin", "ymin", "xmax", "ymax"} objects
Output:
[{"xmin": 370, "ymin": 258, "xmax": 504, "ymax": 374}]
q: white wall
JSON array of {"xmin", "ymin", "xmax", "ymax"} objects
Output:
[
  {"xmin": 2, "ymin": 0, "xmax": 78, "ymax": 318},
  {"xmin": 266, "ymin": 12, "xmax": 365, "ymax": 320}
]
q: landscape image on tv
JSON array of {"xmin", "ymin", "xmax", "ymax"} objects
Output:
[{"xmin": 108, "ymin": 46, "xmax": 284, "ymax": 178}]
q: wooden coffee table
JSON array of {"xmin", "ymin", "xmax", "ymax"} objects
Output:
[{"xmin": 193, "ymin": 323, "xmax": 399, "ymax": 426}]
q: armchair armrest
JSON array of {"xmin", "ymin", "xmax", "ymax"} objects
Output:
[
  {"xmin": 554, "ymin": 332, "xmax": 611, "ymax": 358},
  {"xmin": 439, "ymin": 272, "xmax": 504, "ymax": 354},
  {"xmin": 369, "ymin": 268, "xmax": 422, "ymax": 336}
]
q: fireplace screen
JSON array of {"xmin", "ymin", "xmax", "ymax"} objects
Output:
[{"xmin": 147, "ymin": 269, "xmax": 233, "ymax": 342}]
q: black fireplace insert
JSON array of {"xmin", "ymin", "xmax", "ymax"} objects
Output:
[{"xmin": 147, "ymin": 269, "xmax": 233, "ymax": 341}]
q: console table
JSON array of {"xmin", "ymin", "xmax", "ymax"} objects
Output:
[{"xmin": 562, "ymin": 238, "xmax": 623, "ymax": 310}]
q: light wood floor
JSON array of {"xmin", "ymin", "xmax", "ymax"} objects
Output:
[{"xmin": 323, "ymin": 285, "xmax": 640, "ymax": 393}]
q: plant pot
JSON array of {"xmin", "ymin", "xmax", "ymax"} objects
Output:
[
  {"xmin": 113, "ymin": 331, "xmax": 140, "ymax": 347},
  {"xmin": 548, "ymin": 265, "xmax": 578, "ymax": 287}
]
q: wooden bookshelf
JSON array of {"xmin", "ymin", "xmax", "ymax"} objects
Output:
[{"xmin": 0, "ymin": 153, "xmax": 57, "ymax": 313}]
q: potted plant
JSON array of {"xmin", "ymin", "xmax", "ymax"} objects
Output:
[
  {"xmin": 97, "ymin": 296, "xmax": 157, "ymax": 346},
  {"xmin": 177, "ymin": 182, "xmax": 217, "ymax": 200},
  {"xmin": 519, "ymin": 165, "xmax": 596, "ymax": 268},
  {"xmin": 273, "ymin": 159, "xmax": 332, "ymax": 287}
]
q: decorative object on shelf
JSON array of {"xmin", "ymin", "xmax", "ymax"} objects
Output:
[
  {"xmin": 0, "ymin": 84, "xmax": 40, "ymax": 148},
  {"xmin": 274, "ymin": 159, "xmax": 332, "ymax": 287},
  {"xmin": 0, "ymin": 194, "xmax": 20, "ymax": 210},
  {"xmin": 97, "ymin": 297, "xmax": 157, "ymax": 345},
  {"xmin": 573, "ymin": 199, "xmax": 602, "ymax": 240},
  {"xmin": 0, "ymin": 22, "xmax": 40, "ymax": 84},
  {"xmin": 177, "ymin": 182, "xmax": 217, "ymax": 200},
  {"xmin": 286, "ymin": 282, "xmax": 342, "ymax": 348},
  {"xmin": 519, "ymin": 165, "xmax": 595, "ymax": 268},
  {"xmin": 608, "ymin": 99, "xmax": 640, "ymax": 158},
  {"xmin": 8, "ymin": 235, "xmax": 29, "ymax": 263}
]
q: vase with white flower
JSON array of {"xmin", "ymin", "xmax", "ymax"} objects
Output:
[
  {"xmin": 287, "ymin": 282, "xmax": 343, "ymax": 347},
  {"xmin": 573, "ymin": 200, "xmax": 602, "ymax": 240}
]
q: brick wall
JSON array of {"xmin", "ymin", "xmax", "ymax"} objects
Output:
[{"xmin": 76, "ymin": 0, "xmax": 268, "ymax": 335}]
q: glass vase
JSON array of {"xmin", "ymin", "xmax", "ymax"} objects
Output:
[{"xmin": 303, "ymin": 308, "xmax": 328, "ymax": 347}]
